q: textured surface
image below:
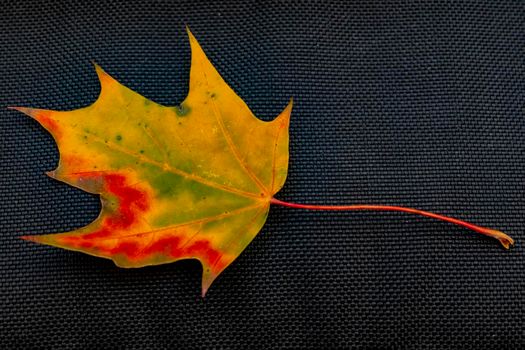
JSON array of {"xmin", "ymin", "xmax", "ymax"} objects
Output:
[{"xmin": 1, "ymin": 0, "xmax": 523, "ymax": 348}]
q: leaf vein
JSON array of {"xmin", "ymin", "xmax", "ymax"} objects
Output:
[
  {"xmin": 83, "ymin": 130, "xmax": 261, "ymax": 199},
  {"xmin": 200, "ymin": 65, "xmax": 269, "ymax": 195},
  {"xmin": 88, "ymin": 202, "xmax": 266, "ymax": 241},
  {"xmin": 210, "ymin": 204, "xmax": 268, "ymax": 270}
]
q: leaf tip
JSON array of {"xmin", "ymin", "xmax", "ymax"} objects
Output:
[
  {"xmin": 94, "ymin": 64, "xmax": 105, "ymax": 78},
  {"xmin": 7, "ymin": 106, "xmax": 36, "ymax": 118},
  {"xmin": 21, "ymin": 234, "xmax": 61, "ymax": 248},
  {"xmin": 45, "ymin": 170, "xmax": 57, "ymax": 179},
  {"xmin": 92, "ymin": 62, "xmax": 116, "ymax": 90},
  {"xmin": 92, "ymin": 60, "xmax": 106, "ymax": 80},
  {"xmin": 285, "ymin": 97, "xmax": 294, "ymax": 114},
  {"xmin": 201, "ymin": 266, "xmax": 219, "ymax": 298},
  {"xmin": 186, "ymin": 26, "xmax": 206, "ymax": 58},
  {"xmin": 91, "ymin": 60, "xmax": 103, "ymax": 72},
  {"xmin": 272, "ymin": 98, "xmax": 293, "ymax": 127},
  {"xmin": 185, "ymin": 25, "xmax": 196, "ymax": 42},
  {"xmin": 21, "ymin": 235, "xmax": 56, "ymax": 246},
  {"xmin": 20, "ymin": 235, "xmax": 41, "ymax": 243}
]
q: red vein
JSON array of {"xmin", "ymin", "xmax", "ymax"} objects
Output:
[{"xmin": 270, "ymin": 198, "xmax": 514, "ymax": 249}]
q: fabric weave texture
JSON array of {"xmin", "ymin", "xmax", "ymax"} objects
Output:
[{"xmin": 0, "ymin": 1, "xmax": 523, "ymax": 348}]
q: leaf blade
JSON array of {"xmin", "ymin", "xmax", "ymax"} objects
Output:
[{"xmin": 17, "ymin": 29, "xmax": 292, "ymax": 295}]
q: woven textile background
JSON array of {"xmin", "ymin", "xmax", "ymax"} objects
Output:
[{"xmin": 1, "ymin": 1, "xmax": 523, "ymax": 348}]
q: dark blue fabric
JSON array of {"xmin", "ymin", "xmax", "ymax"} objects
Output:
[{"xmin": 1, "ymin": 1, "xmax": 523, "ymax": 348}]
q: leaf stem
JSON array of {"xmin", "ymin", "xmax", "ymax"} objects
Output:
[{"xmin": 270, "ymin": 198, "xmax": 514, "ymax": 249}]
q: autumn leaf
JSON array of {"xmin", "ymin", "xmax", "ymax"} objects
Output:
[
  {"xmin": 13, "ymin": 28, "xmax": 513, "ymax": 296},
  {"xmin": 13, "ymin": 29, "xmax": 291, "ymax": 295}
]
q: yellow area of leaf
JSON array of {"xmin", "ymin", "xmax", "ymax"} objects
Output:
[{"xmin": 14, "ymin": 28, "xmax": 292, "ymax": 296}]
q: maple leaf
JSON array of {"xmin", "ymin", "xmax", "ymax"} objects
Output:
[
  {"xmin": 13, "ymin": 29, "xmax": 292, "ymax": 296},
  {"xmin": 13, "ymin": 28, "xmax": 513, "ymax": 296}
]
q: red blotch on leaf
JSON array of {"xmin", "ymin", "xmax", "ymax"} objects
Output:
[
  {"xmin": 109, "ymin": 241, "xmax": 140, "ymax": 257},
  {"xmin": 56, "ymin": 172, "xmax": 150, "ymax": 249},
  {"xmin": 101, "ymin": 233, "xmax": 225, "ymax": 273},
  {"xmin": 184, "ymin": 240, "xmax": 225, "ymax": 272},
  {"xmin": 143, "ymin": 236, "xmax": 182, "ymax": 256},
  {"xmin": 36, "ymin": 113, "xmax": 62, "ymax": 139},
  {"xmin": 104, "ymin": 174, "xmax": 149, "ymax": 229},
  {"xmin": 82, "ymin": 228, "xmax": 111, "ymax": 240}
]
